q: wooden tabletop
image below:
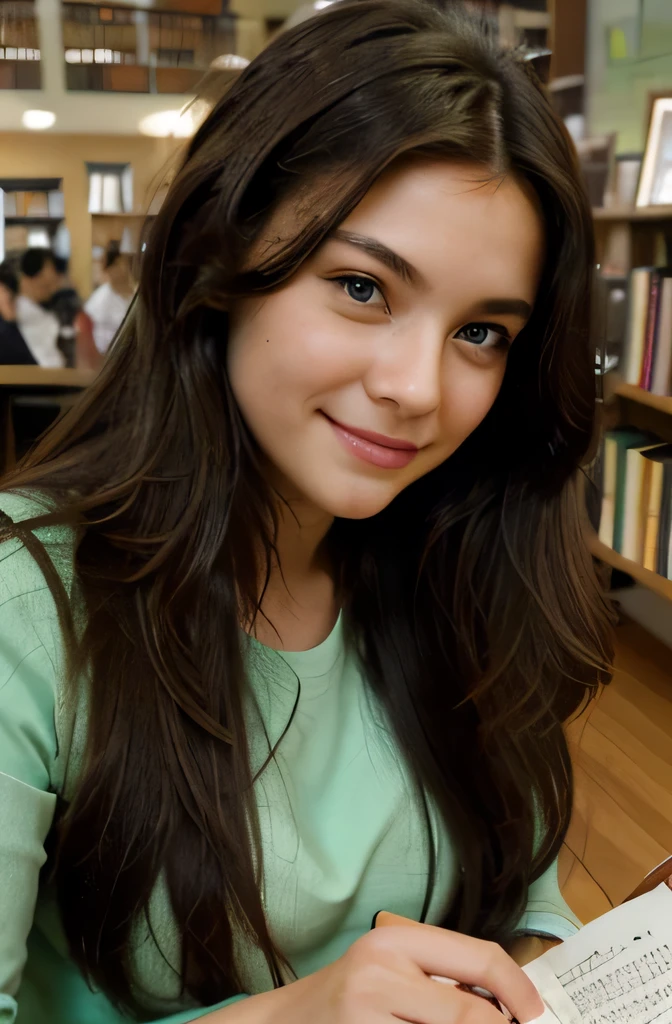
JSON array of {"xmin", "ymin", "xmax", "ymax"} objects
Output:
[{"xmin": 0, "ymin": 366, "xmax": 97, "ymax": 388}]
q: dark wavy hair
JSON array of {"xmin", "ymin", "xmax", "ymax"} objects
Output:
[{"xmin": 1, "ymin": 0, "xmax": 613, "ymax": 1016}]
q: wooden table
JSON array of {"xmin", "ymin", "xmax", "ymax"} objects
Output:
[
  {"xmin": 0, "ymin": 366, "xmax": 97, "ymax": 475},
  {"xmin": 0, "ymin": 366, "xmax": 96, "ymax": 389}
]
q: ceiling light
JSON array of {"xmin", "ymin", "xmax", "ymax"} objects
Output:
[
  {"xmin": 138, "ymin": 109, "xmax": 195, "ymax": 138},
  {"xmin": 210, "ymin": 53, "xmax": 249, "ymax": 70},
  {"xmin": 22, "ymin": 109, "xmax": 56, "ymax": 130}
]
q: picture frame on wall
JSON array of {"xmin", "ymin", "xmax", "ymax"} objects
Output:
[{"xmin": 636, "ymin": 94, "xmax": 672, "ymax": 207}]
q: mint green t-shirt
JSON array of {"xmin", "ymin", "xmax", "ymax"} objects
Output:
[{"xmin": 0, "ymin": 492, "xmax": 580, "ymax": 1024}]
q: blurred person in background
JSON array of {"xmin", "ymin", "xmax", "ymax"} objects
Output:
[
  {"xmin": 44, "ymin": 255, "xmax": 101, "ymax": 370},
  {"xmin": 84, "ymin": 246, "xmax": 135, "ymax": 355},
  {"xmin": 0, "ymin": 263, "xmax": 37, "ymax": 365},
  {"xmin": 15, "ymin": 248, "xmax": 64, "ymax": 368},
  {"xmin": 45, "ymin": 255, "xmax": 82, "ymax": 367}
]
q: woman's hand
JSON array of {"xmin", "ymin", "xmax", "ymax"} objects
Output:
[
  {"xmin": 507, "ymin": 934, "xmax": 561, "ymax": 967},
  {"xmin": 212, "ymin": 923, "xmax": 545, "ymax": 1024}
]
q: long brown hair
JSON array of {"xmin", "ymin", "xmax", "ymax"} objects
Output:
[{"xmin": 2, "ymin": 0, "xmax": 612, "ymax": 1015}]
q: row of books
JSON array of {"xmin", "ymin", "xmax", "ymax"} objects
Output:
[
  {"xmin": 1, "ymin": 190, "xmax": 65, "ymax": 219},
  {"xmin": 598, "ymin": 430, "xmax": 672, "ymax": 579},
  {"xmin": 621, "ymin": 267, "xmax": 672, "ymax": 396}
]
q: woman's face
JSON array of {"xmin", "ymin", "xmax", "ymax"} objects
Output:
[{"xmin": 228, "ymin": 158, "xmax": 545, "ymax": 520}]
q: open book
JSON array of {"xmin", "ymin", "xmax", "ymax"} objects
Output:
[{"xmin": 523, "ymin": 884, "xmax": 672, "ymax": 1023}]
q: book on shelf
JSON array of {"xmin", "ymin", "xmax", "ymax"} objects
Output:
[
  {"xmin": 47, "ymin": 190, "xmax": 65, "ymax": 218},
  {"xmin": 2, "ymin": 191, "xmax": 17, "ymax": 216},
  {"xmin": 653, "ymin": 277, "xmax": 672, "ymax": 395},
  {"xmin": 621, "ymin": 266, "xmax": 672, "ymax": 396},
  {"xmin": 659, "ymin": 455, "xmax": 672, "ymax": 578},
  {"xmin": 597, "ymin": 429, "xmax": 672, "ymax": 578},
  {"xmin": 25, "ymin": 191, "xmax": 49, "ymax": 217}
]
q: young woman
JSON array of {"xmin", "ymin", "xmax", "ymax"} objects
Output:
[{"xmin": 0, "ymin": 2, "xmax": 612, "ymax": 1022}]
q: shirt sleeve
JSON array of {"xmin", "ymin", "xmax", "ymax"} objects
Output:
[
  {"xmin": 0, "ymin": 528, "xmax": 61, "ymax": 1023},
  {"xmin": 516, "ymin": 856, "xmax": 582, "ymax": 941}
]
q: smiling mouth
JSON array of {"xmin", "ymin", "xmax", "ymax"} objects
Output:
[{"xmin": 322, "ymin": 413, "xmax": 419, "ymax": 470}]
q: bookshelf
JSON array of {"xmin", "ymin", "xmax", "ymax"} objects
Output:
[
  {"xmin": 1, "ymin": 178, "xmax": 65, "ymax": 256},
  {"xmin": 594, "ymin": 370, "xmax": 672, "ymax": 599},
  {"xmin": 595, "ymin": 381, "xmax": 672, "ymax": 598},
  {"xmin": 90, "ymin": 213, "xmax": 147, "ymax": 219},
  {"xmin": 594, "ymin": 205, "xmax": 672, "ymax": 222},
  {"xmin": 593, "ymin": 206, "xmax": 672, "ymax": 223},
  {"xmin": 593, "ymin": 193, "xmax": 672, "ymax": 274},
  {"xmin": 612, "ymin": 381, "xmax": 672, "ymax": 418},
  {"xmin": 4, "ymin": 217, "xmax": 63, "ymax": 228},
  {"xmin": 589, "ymin": 535, "xmax": 672, "ymax": 603},
  {"xmin": 592, "ymin": 193, "xmax": 672, "ymax": 599}
]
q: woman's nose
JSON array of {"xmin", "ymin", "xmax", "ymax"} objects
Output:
[{"xmin": 362, "ymin": 323, "xmax": 443, "ymax": 417}]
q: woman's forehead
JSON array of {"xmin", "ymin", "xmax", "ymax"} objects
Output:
[{"xmin": 251, "ymin": 156, "xmax": 544, "ymax": 286}]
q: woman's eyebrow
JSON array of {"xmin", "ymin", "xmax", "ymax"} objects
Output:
[
  {"xmin": 328, "ymin": 231, "xmax": 532, "ymax": 319},
  {"xmin": 477, "ymin": 298, "xmax": 532, "ymax": 319},
  {"xmin": 330, "ymin": 229, "xmax": 420, "ymax": 285}
]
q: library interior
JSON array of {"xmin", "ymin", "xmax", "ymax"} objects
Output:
[{"xmin": 1, "ymin": 1, "xmax": 672, "ymax": 1023}]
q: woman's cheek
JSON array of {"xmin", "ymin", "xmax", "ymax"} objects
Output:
[{"xmin": 440, "ymin": 358, "xmax": 506, "ymax": 441}]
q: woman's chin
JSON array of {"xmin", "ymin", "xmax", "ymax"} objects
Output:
[{"xmin": 312, "ymin": 481, "xmax": 403, "ymax": 521}]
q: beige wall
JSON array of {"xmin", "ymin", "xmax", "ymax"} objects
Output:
[{"xmin": 0, "ymin": 132, "xmax": 183, "ymax": 297}]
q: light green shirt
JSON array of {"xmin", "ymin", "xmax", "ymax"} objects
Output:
[{"xmin": 0, "ymin": 491, "xmax": 580, "ymax": 1024}]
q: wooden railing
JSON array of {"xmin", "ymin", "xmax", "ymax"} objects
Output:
[{"xmin": 61, "ymin": 2, "xmax": 236, "ymax": 95}]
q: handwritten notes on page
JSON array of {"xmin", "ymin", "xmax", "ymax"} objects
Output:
[{"xmin": 524, "ymin": 884, "xmax": 672, "ymax": 1024}]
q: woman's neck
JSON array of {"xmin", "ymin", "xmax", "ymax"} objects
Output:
[
  {"xmin": 276, "ymin": 497, "xmax": 333, "ymax": 579},
  {"xmin": 252, "ymin": 497, "xmax": 339, "ymax": 652}
]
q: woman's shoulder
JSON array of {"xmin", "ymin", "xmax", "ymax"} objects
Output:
[
  {"xmin": 0, "ymin": 489, "xmax": 77, "ymax": 661},
  {"xmin": 0, "ymin": 489, "xmax": 76, "ymax": 590},
  {"xmin": 0, "ymin": 491, "xmax": 87, "ymax": 792},
  {"xmin": 0, "ymin": 491, "xmax": 79, "ymax": 792}
]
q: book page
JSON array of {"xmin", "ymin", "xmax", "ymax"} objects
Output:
[{"xmin": 524, "ymin": 885, "xmax": 672, "ymax": 1024}]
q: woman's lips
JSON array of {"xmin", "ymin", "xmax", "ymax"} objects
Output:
[{"xmin": 324, "ymin": 414, "xmax": 419, "ymax": 470}]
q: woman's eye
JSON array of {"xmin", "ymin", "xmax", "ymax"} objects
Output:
[
  {"xmin": 335, "ymin": 275, "xmax": 385, "ymax": 306},
  {"xmin": 455, "ymin": 323, "xmax": 509, "ymax": 349}
]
